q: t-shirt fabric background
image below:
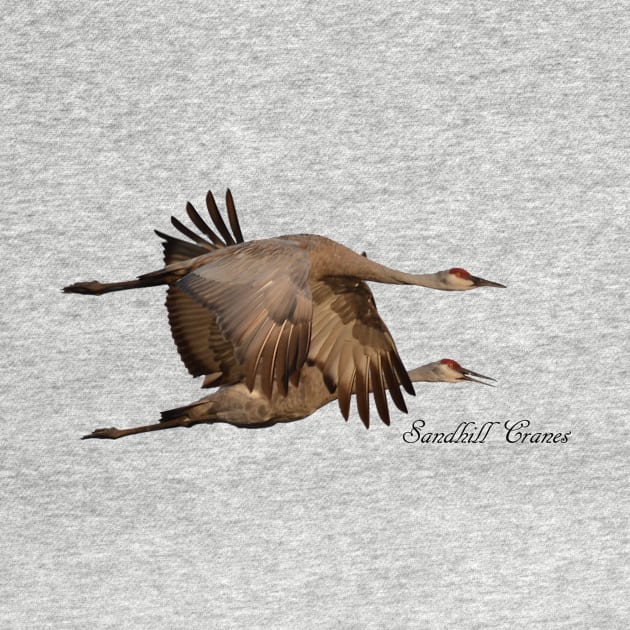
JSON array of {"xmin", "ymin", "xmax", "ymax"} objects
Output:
[{"xmin": 2, "ymin": 2, "xmax": 627, "ymax": 628}]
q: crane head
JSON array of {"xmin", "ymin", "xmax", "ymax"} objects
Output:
[
  {"xmin": 438, "ymin": 268, "xmax": 506, "ymax": 290},
  {"xmin": 437, "ymin": 359, "xmax": 496, "ymax": 385}
]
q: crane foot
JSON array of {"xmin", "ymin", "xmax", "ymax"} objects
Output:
[
  {"xmin": 82, "ymin": 427, "xmax": 123, "ymax": 439},
  {"xmin": 63, "ymin": 281, "xmax": 106, "ymax": 295}
]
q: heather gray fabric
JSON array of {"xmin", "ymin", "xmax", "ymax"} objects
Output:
[{"xmin": 2, "ymin": 2, "xmax": 628, "ymax": 628}]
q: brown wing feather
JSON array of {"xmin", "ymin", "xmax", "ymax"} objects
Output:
[
  {"xmin": 153, "ymin": 191, "xmax": 248, "ymax": 385},
  {"xmin": 225, "ymin": 189, "xmax": 244, "ymax": 243},
  {"xmin": 166, "ymin": 286, "xmax": 242, "ymax": 385},
  {"xmin": 186, "ymin": 202, "xmax": 225, "ymax": 246},
  {"xmin": 309, "ymin": 278, "xmax": 414, "ymax": 427},
  {"xmin": 206, "ymin": 191, "xmax": 236, "ymax": 245},
  {"xmin": 177, "ymin": 239, "xmax": 313, "ymax": 398}
]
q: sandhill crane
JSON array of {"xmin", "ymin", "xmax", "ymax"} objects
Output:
[
  {"xmin": 82, "ymin": 359, "xmax": 495, "ymax": 439},
  {"xmin": 64, "ymin": 190, "xmax": 505, "ymax": 437}
]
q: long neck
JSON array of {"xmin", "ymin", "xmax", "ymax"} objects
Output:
[
  {"xmin": 407, "ymin": 364, "xmax": 441, "ymax": 382},
  {"xmin": 317, "ymin": 241, "xmax": 446, "ymax": 289},
  {"xmin": 368, "ymin": 266, "xmax": 445, "ymax": 289}
]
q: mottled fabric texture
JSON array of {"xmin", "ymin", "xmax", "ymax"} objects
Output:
[{"xmin": 1, "ymin": 2, "xmax": 628, "ymax": 628}]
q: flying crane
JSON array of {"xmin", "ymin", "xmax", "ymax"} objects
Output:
[{"xmin": 64, "ymin": 190, "xmax": 504, "ymax": 438}]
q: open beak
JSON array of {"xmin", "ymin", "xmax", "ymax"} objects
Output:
[
  {"xmin": 471, "ymin": 275, "xmax": 506, "ymax": 288},
  {"xmin": 459, "ymin": 367, "xmax": 496, "ymax": 386}
]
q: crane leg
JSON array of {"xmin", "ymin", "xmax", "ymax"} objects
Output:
[
  {"xmin": 63, "ymin": 277, "xmax": 163, "ymax": 295},
  {"xmin": 81, "ymin": 416, "xmax": 205, "ymax": 440},
  {"xmin": 81, "ymin": 416, "xmax": 283, "ymax": 439},
  {"xmin": 64, "ymin": 259, "xmax": 195, "ymax": 296}
]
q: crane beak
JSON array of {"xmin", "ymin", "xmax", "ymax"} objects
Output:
[
  {"xmin": 459, "ymin": 367, "xmax": 496, "ymax": 386},
  {"xmin": 471, "ymin": 275, "xmax": 506, "ymax": 288}
]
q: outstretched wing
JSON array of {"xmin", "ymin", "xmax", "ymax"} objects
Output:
[
  {"xmin": 177, "ymin": 239, "xmax": 313, "ymax": 398},
  {"xmin": 156, "ymin": 190, "xmax": 246, "ymax": 385},
  {"xmin": 308, "ymin": 278, "xmax": 414, "ymax": 428}
]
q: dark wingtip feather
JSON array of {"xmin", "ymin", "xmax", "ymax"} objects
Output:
[
  {"xmin": 186, "ymin": 202, "xmax": 224, "ymax": 246},
  {"xmin": 394, "ymin": 394, "xmax": 408, "ymax": 414},
  {"xmin": 225, "ymin": 189, "xmax": 245, "ymax": 243},
  {"xmin": 382, "ymin": 356, "xmax": 408, "ymax": 414},
  {"xmin": 370, "ymin": 360, "xmax": 390, "ymax": 426},
  {"xmin": 170, "ymin": 216, "xmax": 209, "ymax": 245},
  {"xmin": 206, "ymin": 190, "xmax": 236, "ymax": 245},
  {"xmin": 355, "ymin": 361, "xmax": 370, "ymax": 428},
  {"xmin": 391, "ymin": 353, "xmax": 415, "ymax": 396},
  {"xmin": 338, "ymin": 370, "xmax": 355, "ymax": 421}
]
